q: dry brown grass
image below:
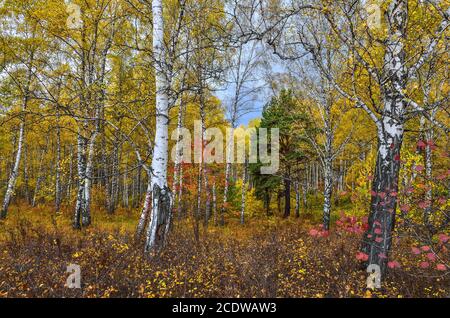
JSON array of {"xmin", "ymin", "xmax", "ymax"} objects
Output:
[{"xmin": 0, "ymin": 204, "xmax": 448, "ymax": 298}]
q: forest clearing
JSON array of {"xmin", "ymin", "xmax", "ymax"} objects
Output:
[
  {"xmin": 0, "ymin": 203, "xmax": 448, "ymax": 298},
  {"xmin": 0, "ymin": 0, "xmax": 449, "ymax": 299}
]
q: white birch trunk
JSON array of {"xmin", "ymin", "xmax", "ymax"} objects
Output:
[
  {"xmin": 67, "ymin": 144, "xmax": 74, "ymax": 200},
  {"xmin": 73, "ymin": 132, "xmax": 87, "ymax": 228},
  {"xmin": 55, "ymin": 114, "xmax": 62, "ymax": 213},
  {"xmin": 212, "ymin": 180, "xmax": 217, "ymax": 225},
  {"xmin": 362, "ymin": 0, "xmax": 407, "ymax": 274},
  {"xmin": 137, "ymin": 182, "xmax": 152, "ymax": 237},
  {"xmin": 422, "ymin": 106, "xmax": 437, "ymax": 225},
  {"xmin": 1, "ymin": 122, "xmax": 25, "ymax": 218},
  {"xmin": 221, "ymin": 126, "xmax": 234, "ymax": 226},
  {"xmin": 221, "ymin": 161, "xmax": 232, "ymax": 226},
  {"xmin": 176, "ymin": 162, "xmax": 184, "ymax": 219},
  {"xmin": 240, "ymin": 159, "xmax": 248, "ymax": 224},
  {"xmin": 145, "ymin": 0, "xmax": 173, "ymax": 253},
  {"xmin": 173, "ymin": 98, "xmax": 185, "ymax": 213},
  {"xmin": 302, "ymin": 179, "xmax": 308, "ymax": 212},
  {"xmin": 323, "ymin": 156, "xmax": 333, "ymax": 230},
  {"xmin": 1, "ymin": 54, "xmax": 32, "ymax": 218},
  {"xmin": 123, "ymin": 165, "xmax": 128, "ymax": 208},
  {"xmin": 82, "ymin": 131, "xmax": 98, "ymax": 226},
  {"xmin": 32, "ymin": 148, "xmax": 46, "ymax": 207},
  {"xmin": 294, "ymin": 181, "xmax": 300, "ymax": 218}
]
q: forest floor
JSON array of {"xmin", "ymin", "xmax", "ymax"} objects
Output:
[{"xmin": 0, "ymin": 202, "xmax": 448, "ymax": 298}]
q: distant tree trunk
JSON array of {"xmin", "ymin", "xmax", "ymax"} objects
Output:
[
  {"xmin": 316, "ymin": 163, "xmax": 320, "ymax": 191},
  {"xmin": 103, "ymin": 136, "xmax": 111, "ymax": 212},
  {"xmin": 83, "ymin": 131, "xmax": 99, "ymax": 225},
  {"xmin": 135, "ymin": 165, "xmax": 142, "ymax": 208},
  {"xmin": 283, "ymin": 172, "xmax": 291, "ymax": 218},
  {"xmin": 55, "ymin": 113, "xmax": 62, "ymax": 213},
  {"xmin": 423, "ymin": 129, "xmax": 433, "ymax": 225},
  {"xmin": 23, "ymin": 145, "xmax": 31, "ymax": 205},
  {"xmin": 294, "ymin": 181, "xmax": 300, "ymax": 218},
  {"xmin": 421, "ymin": 106, "xmax": 436, "ymax": 226},
  {"xmin": 302, "ymin": 179, "xmax": 308, "ymax": 212},
  {"xmin": 73, "ymin": 128, "xmax": 98, "ymax": 228},
  {"xmin": 108, "ymin": 144, "xmax": 119, "ymax": 214},
  {"xmin": 200, "ymin": 102, "xmax": 211, "ymax": 226},
  {"xmin": 221, "ymin": 161, "xmax": 231, "ymax": 226},
  {"xmin": 264, "ymin": 188, "xmax": 271, "ymax": 216},
  {"xmin": 67, "ymin": 144, "xmax": 74, "ymax": 201},
  {"xmin": 221, "ymin": 125, "xmax": 234, "ymax": 226},
  {"xmin": 212, "ymin": 180, "xmax": 217, "ymax": 225},
  {"xmin": 204, "ymin": 166, "xmax": 211, "ymax": 226},
  {"xmin": 240, "ymin": 159, "xmax": 248, "ymax": 224},
  {"xmin": 321, "ymin": 98, "xmax": 334, "ymax": 231},
  {"xmin": 173, "ymin": 97, "xmax": 185, "ymax": 217},
  {"xmin": 323, "ymin": 156, "xmax": 333, "ymax": 231},
  {"xmin": 195, "ymin": 158, "xmax": 202, "ymax": 240},
  {"xmin": 32, "ymin": 148, "xmax": 46, "ymax": 207},
  {"xmin": 123, "ymin": 164, "xmax": 129, "ymax": 208},
  {"xmin": 277, "ymin": 191, "xmax": 282, "ymax": 215},
  {"xmin": 177, "ymin": 163, "xmax": 184, "ymax": 219}
]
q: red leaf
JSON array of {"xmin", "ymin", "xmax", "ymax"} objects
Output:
[
  {"xmin": 418, "ymin": 200, "xmax": 430, "ymax": 208},
  {"xmin": 400, "ymin": 204, "xmax": 411, "ymax": 212},
  {"xmin": 415, "ymin": 165, "xmax": 425, "ymax": 172},
  {"xmin": 417, "ymin": 140, "xmax": 426, "ymax": 149},
  {"xmin": 426, "ymin": 253, "xmax": 436, "ymax": 261},
  {"xmin": 421, "ymin": 246, "xmax": 431, "ymax": 252},
  {"xmin": 387, "ymin": 261, "xmax": 400, "ymax": 269},
  {"xmin": 418, "ymin": 201, "xmax": 431, "ymax": 209},
  {"xmin": 436, "ymin": 264, "xmax": 447, "ymax": 271},
  {"xmin": 374, "ymin": 228, "xmax": 382, "ymax": 235},
  {"xmin": 411, "ymin": 247, "xmax": 421, "ymax": 255},
  {"xmin": 356, "ymin": 252, "xmax": 369, "ymax": 261},
  {"xmin": 438, "ymin": 234, "xmax": 449, "ymax": 244},
  {"xmin": 406, "ymin": 187, "xmax": 415, "ymax": 194},
  {"xmin": 419, "ymin": 261, "xmax": 430, "ymax": 269}
]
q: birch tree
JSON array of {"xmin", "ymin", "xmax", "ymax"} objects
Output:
[
  {"xmin": 0, "ymin": 2, "xmax": 40, "ymax": 218},
  {"xmin": 144, "ymin": 0, "xmax": 173, "ymax": 253},
  {"xmin": 289, "ymin": 58, "xmax": 353, "ymax": 230}
]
